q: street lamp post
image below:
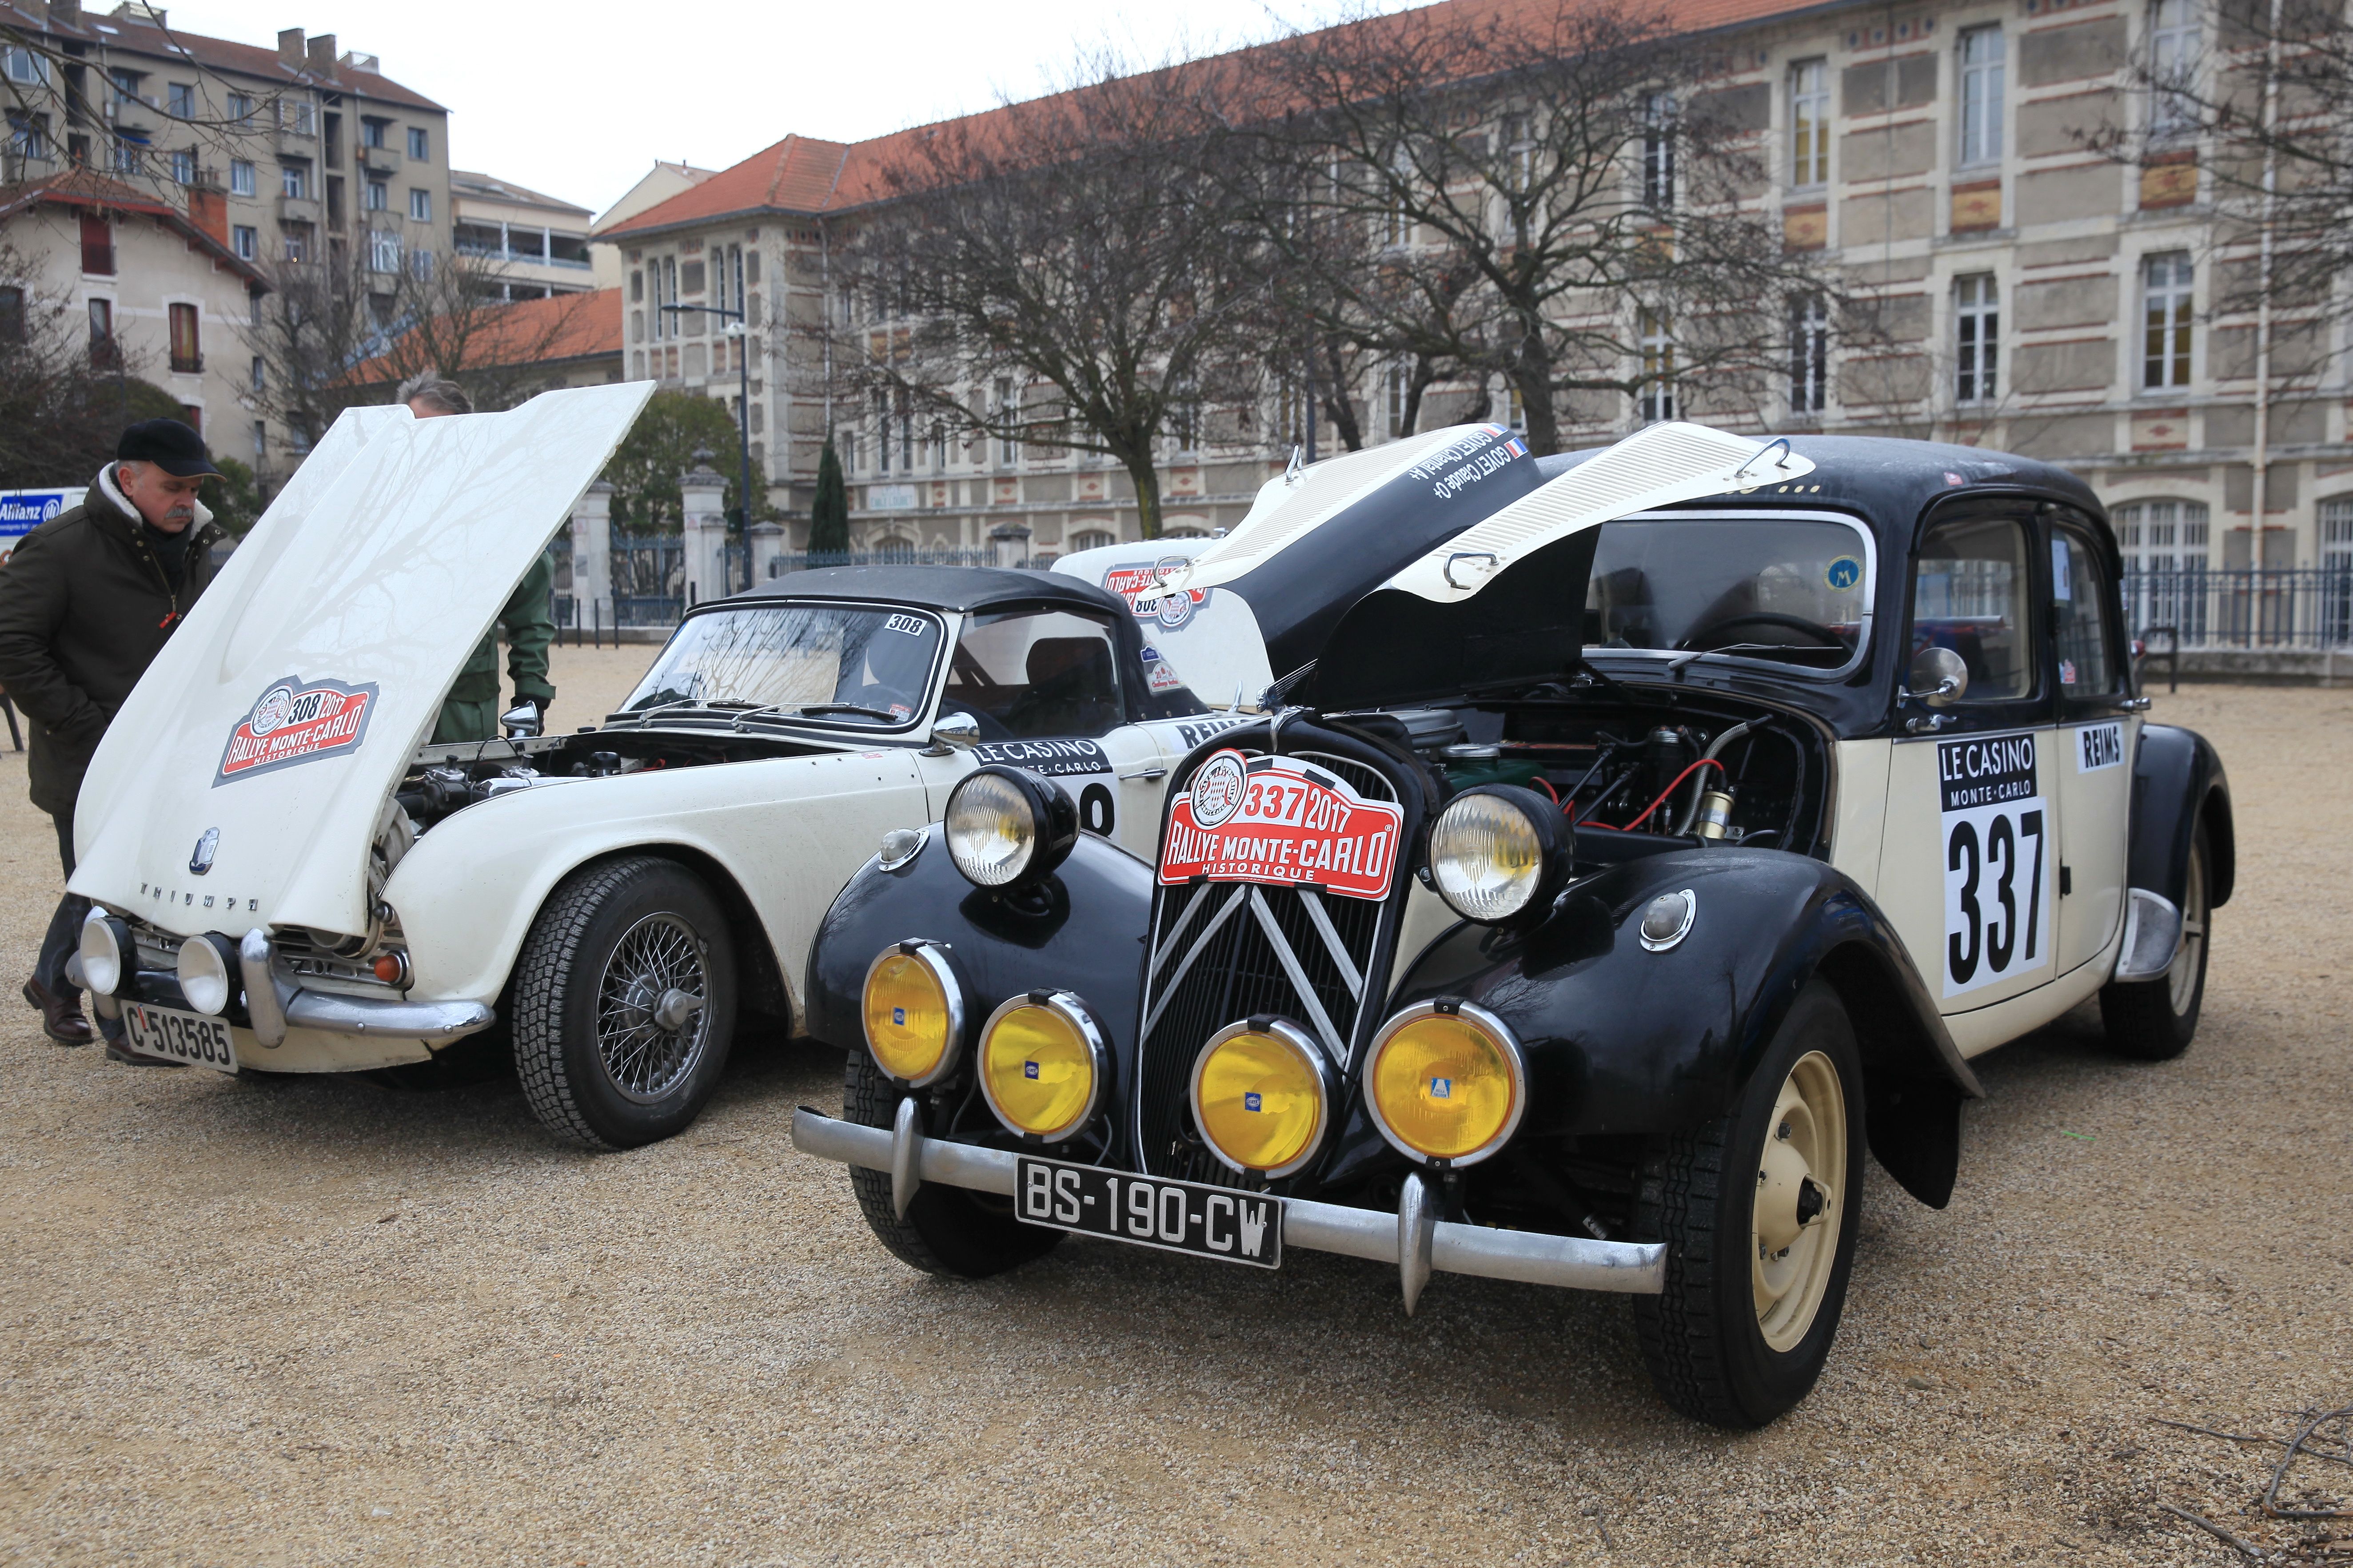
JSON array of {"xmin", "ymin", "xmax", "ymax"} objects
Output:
[{"xmin": 658, "ymin": 302, "xmax": 754, "ymax": 593}]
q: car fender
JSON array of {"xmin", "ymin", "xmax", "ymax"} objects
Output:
[
  {"xmin": 385, "ymin": 749, "xmax": 929, "ymax": 1014},
  {"xmin": 2129, "ymin": 723, "xmax": 2234, "ymax": 911},
  {"xmin": 1387, "ymin": 848, "xmax": 1983, "ymax": 1208},
  {"xmin": 804, "ymin": 830, "xmax": 1155, "ymax": 1097}
]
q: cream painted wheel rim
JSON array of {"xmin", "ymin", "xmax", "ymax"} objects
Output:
[
  {"xmin": 2168, "ymin": 842, "xmax": 2207, "ymax": 1016},
  {"xmin": 1751, "ymin": 1049, "xmax": 1847, "ymax": 1353}
]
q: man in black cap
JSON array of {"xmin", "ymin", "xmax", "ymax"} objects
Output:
[{"xmin": 0, "ymin": 419, "xmax": 223, "ymax": 1062}]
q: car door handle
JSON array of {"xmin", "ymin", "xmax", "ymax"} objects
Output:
[{"xmin": 1119, "ymin": 766, "xmax": 1169, "ymax": 782}]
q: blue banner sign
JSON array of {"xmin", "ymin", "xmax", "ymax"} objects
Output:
[{"xmin": 0, "ymin": 488, "xmax": 84, "ymax": 562}]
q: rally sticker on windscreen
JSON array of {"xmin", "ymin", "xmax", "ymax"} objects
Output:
[
  {"xmin": 1160, "ymin": 748, "xmax": 1403, "ymax": 899},
  {"xmin": 214, "ymin": 675, "xmax": 380, "ymax": 785},
  {"xmin": 1938, "ymin": 734, "xmax": 2051, "ymax": 998}
]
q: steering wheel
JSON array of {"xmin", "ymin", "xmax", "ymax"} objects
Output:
[{"xmin": 1677, "ymin": 611, "xmax": 1847, "ymax": 651}]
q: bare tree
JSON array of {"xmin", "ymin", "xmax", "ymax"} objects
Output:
[
  {"xmin": 1248, "ymin": 0, "xmax": 1843, "ymax": 455},
  {"xmin": 831, "ymin": 52, "xmax": 1275, "ymax": 539}
]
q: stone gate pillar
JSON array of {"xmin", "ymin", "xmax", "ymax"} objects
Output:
[
  {"xmin": 680, "ymin": 462, "xmax": 729, "ymax": 609},
  {"xmin": 570, "ymin": 480, "xmax": 612, "ymax": 630}
]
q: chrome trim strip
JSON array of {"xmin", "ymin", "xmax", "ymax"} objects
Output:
[
  {"xmin": 281, "ymin": 989, "xmax": 495, "ymax": 1043},
  {"xmin": 1146, "ymin": 877, "xmax": 1217, "ymax": 980},
  {"xmin": 1139, "ymin": 884, "xmax": 1248, "ymax": 1041},
  {"xmin": 1247, "ymin": 888, "xmax": 1345, "ymax": 1060},
  {"xmin": 1294, "ymin": 887, "xmax": 1364, "ymax": 999},
  {"xmin": 789, "ymin": 1108, "xmax": 1666, "ymax": 1297},
  {"xmin": 2114, "ymin": 887, "xmax": 2185, "ymax": 981}
]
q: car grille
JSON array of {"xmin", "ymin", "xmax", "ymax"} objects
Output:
[{"xmin": 1134, "ymin": 748, "xmax": 1400, "ymax": 1183}]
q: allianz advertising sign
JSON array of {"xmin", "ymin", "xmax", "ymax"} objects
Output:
[{"xmin": 0, "ymin": 488, "xmax": 85, "ymax": 565}]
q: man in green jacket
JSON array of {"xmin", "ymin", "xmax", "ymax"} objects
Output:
[
  {"xmin": 0, "ymin": 420, "xmax": 221, "ymax": 1059},
  {"xmin": 400, "ymin": 375, "xmax": 557, "ymax": 742}
]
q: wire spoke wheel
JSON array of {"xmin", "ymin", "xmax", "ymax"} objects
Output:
[
  {"xmin": 593, "ymin": 912, "xmax": 711, "ymax": 1103},
  {"xmin": 1749, "ymin": 1049, "xmax": 1848, "ymax": 1353}
]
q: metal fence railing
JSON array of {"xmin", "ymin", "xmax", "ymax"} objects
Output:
[{"xmin": 2124, "ymin": 567, "xmax": 2353, "ymax": 650}]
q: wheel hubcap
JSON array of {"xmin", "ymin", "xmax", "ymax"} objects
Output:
[
  {"xmin": 2168, "ymin": 845, "xmax": 2207, "ymax": 1015},
  {"xmin": 594, "ymin": 912, "xmax": 711, "ymax": 1104},
  {"xmin": 1752, "ymin": 1050, "xmax": 1847, "ymax": 1353}
]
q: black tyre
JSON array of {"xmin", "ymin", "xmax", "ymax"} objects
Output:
[
  {"xmin": 513, "ymin": 856, "xmax": 737, "ymax": 1150},
  {"xmin": 2098, "ymin": 822, "xmax": 2211, "ymax": 1062},
  {"xmin": 841, "ymin": 1050, "xmax": 1062, "ymax": 1278},
  {"xmin": 1632, "ymin": 981, "xmax": 1865, "ymax": 1429}
]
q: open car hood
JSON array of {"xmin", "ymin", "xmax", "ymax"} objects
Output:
[
  {"xmin": 71, "ymin": 382, "xmax": 654, "ymax": 940},
  {"xmin": 1306, "ymin": 423, "xmax": 1813, "ymax": 709}
]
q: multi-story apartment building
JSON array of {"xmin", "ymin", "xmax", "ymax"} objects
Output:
[
  {"xmin": 588, "ymin": 160, "xmax": 714, "ymax": 292},
  {"xmin": 597, "ymin": 0, "xmax": 2351, "ymax": 582},
  {"xmin": 4, "ymin": 2, "xmax": 450, "ymax": 474},
  {"xmin": 451, "ymin": 170, "xmax": 595, "ymax": 299}
]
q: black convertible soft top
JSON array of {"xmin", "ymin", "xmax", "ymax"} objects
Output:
[{"xmin": 704, "ymin": 563, "xmax": 1130, "ymax": 618}]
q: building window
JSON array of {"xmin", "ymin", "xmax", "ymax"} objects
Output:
[
  {"xmin": 2117, "ymin": 499, "xmax": 2209, "ymax": 571},
  {"xmin": 284, "ymin": 231, "xmax": 307, "ymax": 263},
  {"xmin": 2141, "ymin": 252, "xmax": 2193, "ymax": 389},
  {"xmin": 168, "ymin": 82, "xmax": 195, "ymax": 119},
  {"xmin": 170, "ymin": 148, "xmax": 195, "ymax": 184},
  {"xmin": 7, "ymin": 111, "xmax": 48, "ymax": 161},
  {"xmin": 232, "ymin": 225, "xmax": 257, "ymax": 260},
  {"xmin": 1385, "ymin": 360, "xmax": 1409, "ymax": 439},
  {"xmin": 112, "ymin": 139, "xmax": 144, "ymax": 176},
  {"xmin": 411, "ymin": 248, "xmax": 434, "ymax": 281},
  {"xmin": 4, "ymin": 45, "xmax": 51, "ymax": 85},
  {"xmin": 230, "ymin": 159, "xmax": 255, "ymax": 197},
  {"xmin": 1788, "ymin": 294, "xmax": 1828, "ymax": 414},
  {"xmin": 407, "ymin": 126, "xmax": 429, "ymax": 161},
  {"xmin": 630, "ymin": 269, "xmax": 643, "ymax": 303},
  {"xmin": 1955, "ymin": 275, "xmax": 1999, "ymax": 404},
  {"xmin": 79, "ymin": 212, "xmax": 112, "ymax": 275},
  {"xmin": 362, "ymin": 119, "xmax": 387, "ymax": 149},
  {"xmin": 1642, "ymin": 94, "xmax": 1676, "ymax": 209},
  {"xmin": 226, "ymin": 92, "xmax": 252, "ymax": 126},
  {"xmin": 168, "ymin": 302, "xmax": 200, "ymax": 373},
  {"xmin": 370, "ymin": 231, "xmax": 401, "ymax": 273},
  {"xmin": 277, "ymin": 99, "xmax": 315, "ymax": 136},
  {"xmin": 1788, "ymin": 60, "xmax": 1830, "ymax": 188},
  {"xmin": 2149, "ymin": 0, "xmax": 2201, "ymax": 138},
  {"xmin": 875, "ymin": 391, "xmax": 892, "ymax": 474},
  {"xmin": 365, "ymin": 180, "xmax": 387, "ymax": 211},
  {"xmin": 996, "ymin": 376, "xmax": 1019, "ymax": 464},
  {"xmin": 1958, "ymin": 27, "xmax": 2006, "ymax": 167},
  {"xmin": 250, "ymin": 354, "xmax": 265, "ymax": 392},
  {"xmin": 251, "ymin": 420, "xmax": 266, "ymax": 461},
  {"xmin": 282, "ymin": 163, "xmax": 308, "ymax": 199},
  {"xmin": 87, "ymin": 297, "xmax": 112, "ymax": 350},
  {"xmin": 0, "ymin": 285, "xmax": 22, "ymax": 344},
  {"xmin": 1070, "ymin": 529, "xmax": 1115, "ymax": 552},
  {"xmin": 1638, "ymin": 309, "xmax": 1676, "ymax": 423},
  {"xmin": 898, "ymin": 390, "xmax": 913, "ymax": 470},
  {"xmin": 408, "ymin": 189, "xmax": 431, "ymax": 222}
]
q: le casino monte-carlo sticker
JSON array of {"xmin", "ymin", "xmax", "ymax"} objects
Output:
[{"xmin": 1936, "ymin": 733, "xmax": 2052, "ymax": 999}]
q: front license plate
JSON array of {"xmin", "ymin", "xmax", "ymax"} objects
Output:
[
  {"xmin": 1014, "ymin": 1155, "xmax": 1283, "ymax": 1269},
  {"xmin": 121, "ymin": 1001, "xmax": 239, "ymax": 1073}
]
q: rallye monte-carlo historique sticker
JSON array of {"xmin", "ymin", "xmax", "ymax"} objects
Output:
[
  {"xmin": 214, "ymin": 676, "xmax": 380, "ymax": 785},
  {"xmin": 1937, "ymin": 732, "xmax": 2052, "ymax": 998},
  {"xmin": 1160, "ymin": 749, "xmax": 1404, "ymax": 900}
]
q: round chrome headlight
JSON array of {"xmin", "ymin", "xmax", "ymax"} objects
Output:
[
  {"xmin": 1363, "ymin": 999, "xmax": 1527, "ymax": 1167},
  {"xmin": 1191, "ymin": 1019, "xmax": 1334, "ymax": 1179},
  {"xmin": 861, "ymin": 942, "xmax": 965, "ymax": 1086},
  {"xmin": 78, "ymin": 911, "xmax": 129, "ymax": 998},
  {"xmin": 1427, "ymin": 786, "xmax": 1569, "ymax": 923},
  {"xmin": 176, "ymin": 932, "xmax": 237, "ymax": 1017},
  {"xmin": 943, "ymin": 767, "xmax": 1078, "ymax": 889},
  {"xmin": 977, "ymin": 991, "xmax": 1108, "ymax": 1142}
]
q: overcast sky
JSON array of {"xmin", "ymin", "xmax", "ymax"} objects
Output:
[{"xmin": 164, "ymin": 0, "xmax": 1409, "ymax": 219}]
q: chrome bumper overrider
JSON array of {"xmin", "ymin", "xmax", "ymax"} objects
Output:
[
  {"xmin": 237, "ymin": 930, "xmax": 494, "ymax": 1048},
  {"xmin": 790, "ymin": 1107, "xmax": 1666, "ymax": 1307}
]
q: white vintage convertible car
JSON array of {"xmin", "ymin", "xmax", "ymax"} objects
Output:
[{"xmin": 65, "ymin": 385, "xmax": 1324, "ymax": 1147}]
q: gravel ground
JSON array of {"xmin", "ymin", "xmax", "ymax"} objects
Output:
[{"xmin": 2, "ymin": 668, "xmax": 2347, "ymax": 1567}]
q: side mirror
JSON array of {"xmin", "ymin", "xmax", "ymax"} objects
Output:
[
  {"xmin": 500, "ymin": 702, "xmax": 543, "ymax": 739},
  {"xmin": 1908, "ymin": 646, "xmax": 1969, "ymax": 708},
  {"xmin": 924, "ymin": 710, "xmax": 980, "ymax": 756}
]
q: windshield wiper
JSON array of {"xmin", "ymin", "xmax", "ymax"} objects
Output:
[
  {"xmin": 792, "ymin": 702, "xmax": 901, "ymax": 721},
  {"xmin": 613, "ymin": 697, "xmax": 704, "ymax": 728}
]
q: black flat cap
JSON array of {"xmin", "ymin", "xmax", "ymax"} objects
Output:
[{"xmin": 116, "ymin": 419, "xmax": 222, "ymax": 478}]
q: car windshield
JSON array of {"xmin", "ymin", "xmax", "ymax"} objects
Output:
[
  {"xmin": 1585, "ymin": 516, "xmax": 1871, "ymax": 668},
  {"xmin": 619, "ymin": 603, "xmax": 945, "ymax": 728}
]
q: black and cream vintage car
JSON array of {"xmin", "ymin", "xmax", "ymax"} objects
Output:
[{"xmin": 786, "ymin": 420, "xmax": 2232, "ymax": 1426}]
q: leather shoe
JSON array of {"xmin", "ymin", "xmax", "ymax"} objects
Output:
[
  {"xmin": 105, "ymin": 1039, "xmax": 183, "ymax": 1067},
  {"xmin": 23, "ymin": 978, "xmax": 93, "ymax": 1046}
]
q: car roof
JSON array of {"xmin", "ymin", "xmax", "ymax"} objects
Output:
[{"xmin": 706, "ymin": 564, "xmax": 1130, "ymax": 617}]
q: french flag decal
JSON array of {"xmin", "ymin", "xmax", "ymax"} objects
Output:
[{"xmin": 1503, "ymin": 437, "xmax": 1528, "ymax": 458}]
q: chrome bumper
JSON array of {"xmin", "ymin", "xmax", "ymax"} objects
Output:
[
  {"xmin": 237, "ymin": 930, "xmax": 493, "ymax": 1048},
  {"xmin": 790, "ymin": 1106, "xmax": 1665, "ymax": 1307}
]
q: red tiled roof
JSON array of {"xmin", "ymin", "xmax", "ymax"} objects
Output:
[
  {"xmin": 344, "ymin": 288, "xmax": 622, "ymax": 386},
  {"xmin": 0, "ymin": 3, "xmax": 447, "ymax": 113},
  {"xmin": 0, "ymin": 166, "xmax": 270, "ymax": 287},
  {"xmin": 600, "ymin": 0, "xmax": 1840, "ymax": 241}
]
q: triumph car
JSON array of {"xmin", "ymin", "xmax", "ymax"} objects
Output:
[{"xmin": 788, "ymin": 419, "xmax": 2232, "ymax": 1427}]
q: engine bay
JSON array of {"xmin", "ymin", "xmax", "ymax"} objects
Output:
[{"xmin": 391, "ymin": 728, "xmax": 841, "ymax": 832}]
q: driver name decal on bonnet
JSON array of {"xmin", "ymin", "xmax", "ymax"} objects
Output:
[
  {"xmin": 214, "ymin": 676, "xmax": 380, "ymax": 786},
  {"xmin": 1161, "ymin": 748, "xmax": 1404, "ymax": 900},
  {"xmin": 1406, "ymin": 422, "xmax": 1528, "ymax": 500},
  {"xmin": 971, "ymin": 738, "xmax": 1113, "ymax": 777}
]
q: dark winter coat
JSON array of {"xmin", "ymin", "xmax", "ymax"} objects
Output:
[{"xmin": 0, "ymin": 466, "xmax": 220, "ymax": 816}]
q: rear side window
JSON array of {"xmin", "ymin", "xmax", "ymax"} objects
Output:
[
  {"xmin": 944, "ymin": 608, "xmax": 1124, "ymax": 739},
  {"xmin": 1912, "ymin": 516, "xmax": 2034, "ymax": 700},
  {"xmin": 2051, "ymin": 529, "xmax": 2118, "ymax": 695}
]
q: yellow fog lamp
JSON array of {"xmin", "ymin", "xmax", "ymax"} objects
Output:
[
  {"xmin": 978, "ymin": 991, "xmax": 1109, "ymax": 1142},
  {"xmin": 1364, "ymin": 999, "xmax": 1527, "ymax": 1166},
  {"xmin": 861, "ymin": 941, "xmax": 966, "ymax": 1086},
  {"xmin": 1190, "ymin": 1018, "xmax": 1336, "ymax": 1179}
]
